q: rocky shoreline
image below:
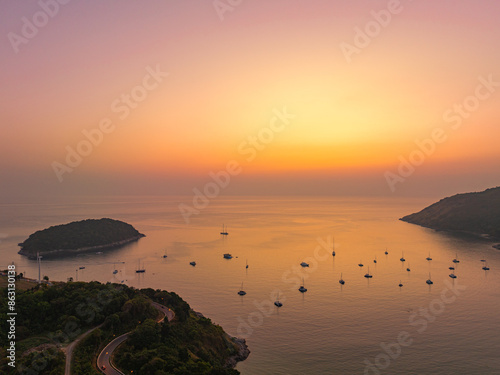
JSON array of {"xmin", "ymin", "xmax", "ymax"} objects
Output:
[
  {"xmin": 18, "ymin": 234, "xmax": 145, "ymax": 259},
  {"xmin": 226, "ymin": 337, "xmax": 250, "ymax": 368}
]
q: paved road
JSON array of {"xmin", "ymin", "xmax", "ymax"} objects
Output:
[
  {"xmin": 64, "ymin": 325, "xmax": 102, "ymax": 375},
  {"xmin": 97, "ymin": 302, "xmax": 175, "ymax": 374}
]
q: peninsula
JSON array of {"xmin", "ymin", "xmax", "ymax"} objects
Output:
[
  {"xmin": 18, "ymin": 218, "xmax": 145, "ymax": 259},
  {"xmin": 400, "ymin": 187, "xmax": 500, "ymax": 244}
]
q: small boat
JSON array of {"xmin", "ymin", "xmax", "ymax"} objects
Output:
[
  {"xmin": 426, "ymin": 252, "xmax": 432, "ymax": 261},
  {"xmin": 190, "ymin": 261, "xmax": 196, "ymax": 266},
  {"xmin": 449, "ymin": 272, "xmax": 457, "ymax": 279},
  {"xmin": 400, "ymin": 252, "xmax": 405, "ymax": 262},
  {"xmin": 339, "ymin": 273, "xmax": 345, "ymax": 285},
  {"xmin": 385, "ymin": 249, "xmax": 388, "ymax": 255},
  {"xmin": 373, "ymin": 256, "xmax": 377, "ymax": 264},
  {"xmin": 113, "ymin": 269, "xmax": 118, "ymax": 275},
  {"xmin": 452, "ymin": 253, "xmax": 460, "ymax": 263},
  {"xmin": 223, "ymin": 253, "xmax": 233, "ymax": 259},
  {"xmin": 162, "ymin": 249, "xmax": 168, "ymax": 258},
  {"xmin": 426, "ymin": 273, "xmax": 433, "ymax": 285},
  {"xmin": 79, "ymin": 266, "xmax": 85, "ymax": 270},
  {"xmin": 332, "ymin": 237, "xmax": 336, "ymax": 256},
  {"xmin": 364, "ymin": 267, "xmax": 373, "ymax": 278},
  {"xmin": 237, "ymin": 282, "xmax": 246, "ymax": 296},
  {"xmin": 246, "ymin": 259, "xmax": 249, "ymax": 269},
  {"xmin": 482, "ymin": 262, "xmax": 490, "ymax": 271},
  {"xmin": 298, "ymin": 278, "xmax": 307, "ymax": 293},
  {"xmin": 358, "ymin": 261, "xmax": 364, "ymax": 267},
  {"xmin": 300, "ymin": 262, "xmax": 309, "ymax": 267},
  {"xmin": 274, "ymin": 292, "xmax": 283, "ymax": 307},
  {"xmin": 220, "ymin": 224, "xmax": 228, "ymax": 236},
  {"xmin": 135, "ymin": 260, "xmax": 145, "ymax": 273},
  {"xmin": 480, "ymin": 259, "xmax": 486, "ymax": 262},
  {"xmin": 398, "ymin": 280, "xmax": 403, "ymax": 287},
  {"xmin": 449, "ymin": 266, "xmax": 455, "ymax": 270},
  {"xmin": 406, "ymin": 263, "xmax": 411, "ymax": 272}
]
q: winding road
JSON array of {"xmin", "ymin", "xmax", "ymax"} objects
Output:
[
  {"xmin": 96, "ymin": 302, "xmax": 175, "ymax": 374},
  {"xmin": 64, "ymin": 325, "xmax": 102, "ymax": 375}
]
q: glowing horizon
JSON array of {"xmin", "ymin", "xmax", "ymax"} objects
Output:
[{"xmin": 1, "ymin": 1, "xmax": 500, "ymax": 200}]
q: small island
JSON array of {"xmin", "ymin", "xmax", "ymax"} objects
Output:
[
  {"xmin": 18, "ymin": 218, "xmax": 145, "ymax": 259},
  {"xmin": 400, "ymin": 187, "xmax": 500, "ymax": 246}
]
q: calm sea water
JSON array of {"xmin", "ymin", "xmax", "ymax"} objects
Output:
[{"xmin": 1, "ymin": 196, "xmax": 499, "ymax": 374}]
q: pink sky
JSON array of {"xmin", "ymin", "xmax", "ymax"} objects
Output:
[{"xmin": 1, "ymin": 0, "xmax": 500, "ymax": 201}]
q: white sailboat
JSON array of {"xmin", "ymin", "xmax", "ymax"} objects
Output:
[
  {"xmin": 274, "ymin": 292, "xmax": 283, "ymax": 307},
  {"xmin": 298, "ymin": 278, "xmax": 307, "ymax": 293},
  {"xmin": 237, "ymin": 282, "xmax": 246, "ymax": 296},
  {"xmin": 339, "ymin": 273, "xmax": 345, "ymax": 285},
  {"xmin": 135, "ymin": 259, "xmax": 145, "ymax": 273}
]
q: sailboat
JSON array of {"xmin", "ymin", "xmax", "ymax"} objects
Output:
[
  {"xmin": 426, "ymin": 252, "xmax": 432, "ymax": 261},
  {"xmin": 399, "ymin": 280, "xmax": 403, "ymax": 287},
  {"xmin": 339, "ymin": 273, "xmax": 345, "ymax": 285},
  {"xmin": 364, "ymin": 267, "xmax": 373, "ymax": 278},
  {"xmin": 426, "ymin": 273, "xmax": 433, "ymax": 285},
  {"xmin": 385, "ymin": 248, "xmax": 389, "ymax": 255},
  {"xmin": 246, "ymin": 259, "xmax": 249, "ymax": 269},
  {"xmin": 373, "ymin": 256, "xmax": 377, "ymax": 264},
  {"xmin": 162, "ymin": 249, "xmax": 168, "ymax": 258},
  {"xmin": 237, "ymin": 282, "xmax": 246, "ymax": 296},
  {"xmin": 358, "ymin": 261, "xmax": 364, "ymax": 267},
  {"xmin": 406, "ymin": 262, "xmax": 411, "ymax": 272},
  {"xmin": 135, "ymin": 259, "xmax": 145, "ymax": 273},
  {"xmin": 274, "ymin": 292, "xmax": 283, "ymax": 307},
  {"xmin": 220, "ymin": 224, "xmax": 228, "ymax": 236},
  {"xmin": 482, "ymin": 262, "xmax": 490, "ymax": 271},
  {"xmin": 112, "ymin": 264, "xmax": 118, "ymax": 274},
  {"xmin": 400, "ymin": 252, "xmax": 405, "ymax": 262},
  {"xmin": 449, "ymin": 265, "xmax": 455, "ymax": 270},
  {"xmin": 298, "ymin": 278, "xmax": 307, "ymax": 293},
  {"xmin": 449, "ymin": 270, "xmax": 457, "ymax": 279},
  {"xmin": 452, "ymin": 253, "xmax": 460, "ymax": 263},
  {"xmin": 332, "ymin": 237, "xmax": 336, "ymax": 256}
]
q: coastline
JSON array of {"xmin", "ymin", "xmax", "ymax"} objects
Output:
[
  {"xmin": 400, "ymin": 218, "xmax": 500, "ymax": 249},
  {"xmin": 17, "ymin": 234, "xmax": 145, "ymax": 259}
]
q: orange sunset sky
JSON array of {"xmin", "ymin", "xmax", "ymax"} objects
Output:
[{"xmin": 1, "ymin": 0, "xmax": 500, "ymax": 201}]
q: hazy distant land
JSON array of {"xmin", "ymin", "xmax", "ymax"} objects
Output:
[
  {"xmin": 18, "ymin": 218, "xmax": 145, "ymax": 259},
  {"xmin": 401, "ymin": 187, "xmax": 500, "ymax": 247}
]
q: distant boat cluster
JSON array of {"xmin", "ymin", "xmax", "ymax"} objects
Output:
[{"xmin": 335, "ymin": 250, "xmax": 491, "ymax": 288}]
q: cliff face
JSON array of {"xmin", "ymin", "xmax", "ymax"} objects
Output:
[
  {"xmin": 18, "ymin": 218, "xmax": 145, "ymax": 258},
  {"xmin": 400, "ymin": 187, "xmax": 500, "ymax": 239}
]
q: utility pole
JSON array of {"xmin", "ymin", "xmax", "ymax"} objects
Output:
[{"xmin": 37, "ymin": 252, "xmax": 42, "ymax": 283}]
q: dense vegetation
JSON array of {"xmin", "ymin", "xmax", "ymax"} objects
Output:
[
  {"xmin": 115, "ymin": 288, "xmax": 242, "ymax": 374},
  {"xmin": 401, "ymin": 187, "xmax": 500, "ymax": 239},
  {"xmin": 18, "ymin": 218, "xmax": 145, "ymax": 258},
  {"xmin": 0, "ymin": 279, "xmax": 246, "ymax": 375}
]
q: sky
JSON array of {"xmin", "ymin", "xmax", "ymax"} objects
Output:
[{"xmin": 1, "ymin": 0, "xmax": 500, "ymax": 202}]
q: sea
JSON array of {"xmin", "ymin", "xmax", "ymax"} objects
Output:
[{"xmin": 1, "ymin": 195, "xmax": 499, "ymax": 375}]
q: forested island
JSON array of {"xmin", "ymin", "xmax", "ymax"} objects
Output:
[
  {"xmin": 0, "ymin": 277, "xmax": 248, "ymax": 374},
  {"xmin": 18, "ymin": 218, "xmax": 145, "ymax": 259},
  {"xmin": 401, "ymin": 187, "xmax": 500, "ymax": 245}
]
